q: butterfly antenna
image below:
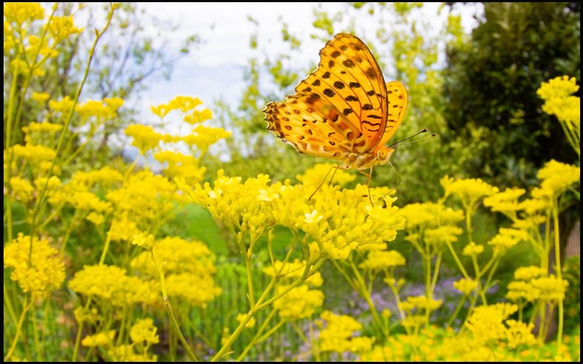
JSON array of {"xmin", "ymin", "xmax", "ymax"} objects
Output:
[
  {"xmin": 384, "ymin": 160, "xmax": 401, "ymax": 199},
  {"xmin": 308, "ymin": 165, "xmax": 338, "ymax": 201},
  {"xmin": 388, "ymin": 128, "xmax": 437, "ymax": 149}
]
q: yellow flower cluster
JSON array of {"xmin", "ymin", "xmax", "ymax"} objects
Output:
[
  {"xmin": 76, "ymin": 98, "xmax": 124, "ymax": 122},
  {"xmin": 483, "ymin": 187, "xmax": 526, "ymax": 214},
  {"xmin": 465, "ymin": 303, "xmax": 536, "ymax": 349},
  {"xmin": 262, "ymin": 259, "xmax": 323, "ymax": 287},
  {"xmin": 154, "ymin": 150, "xmax": 206, "ymax": 185},
  {"xmin": 537, "ymin": 76, "xmax": 580, "ymax": 129},
  {"xmin": 49, "ymin": 96, "xmax": 75, "ymax": 115},
  {"xmin": 453, "ymin": 278, "xmax": 478, "ymax": 295},
  {"xmin": 46, "ymin": 15, "xmax": 83, "ymax": 42},
  {"xmin": 179, "ymin": 170, "xmax": 404, "ymax": 260},
  {"xmin": 82, "ymin": 330, "xmax": 115, "ymax": 348},
  {"xmin": 72, "ymin": 166, "xmax": 123, "ymax": 188},
  {"xmin": 182, "ymin": 125, "xmax": 231, "ymax": 154},
  {"xmin": 129, "ymin": 318, "xmax": 159, "ymax": 346},
  {"xmin": 9, "ymin": 177, "xmax": 34, "ymax": 203},
  {"xmin": 440, "ymin": 175, "xmax": 499, "ymax": 208},
  {"xmin": 130, "ymin": 237, "xmax": 222, "ymax": 307},
  {"xmin": 487, "ymin": 228, "xmax": 526, "ymax": 255},
  {"xmin": 316, "ymin": 311, "xmax": 374, "ymax": 354},
  {"xmin": 398, "ymin": 202, "xmax": 463, "ymax": 252},
  {"xmin": 106, "ymin": 344, "xmax": 157, "ymax": 362},
  {"xmin": 10, "ymin": 144, "xmax": 56, "ymax": 164},
  {"xmin": 399, "ymin": 295, "xmax": 443, "ymax": 314},
  {"xmin": 124, "ymin": 124, "xmax": 167, "ymax": 154},
  {"xmin": 106, "ymin": 171, "xmax": 179, "ymax": 242},
  {"xmin": 4, "ymin": 233, "xmax": 66, "ymax": 299},
  {"xmin": 507, "ymin": 266, "xmax": 569, "ymax": 302},
  {"xmin": 536, "ymin": 159, "xmax": 580, "ymax": 198},
  {"xmin": 359, "ymin": 250, "xmax": 406, "ymax": 271},
  {"xmin": 273, "ymin": 284, "xmax": 324, "ymax": 320},
  {"xmin": 147, "ymin": 96, "xmax": 230, "ymax": 155},
  {"xmin": 462, "ymin": 241, "xmax": 484, "ymax": 256},
  {"xmin": 68, "ymin": 265, "xmax": 159, "ymax": 307},
  {"xmin": 3, "ymin": 3, "xmax": 45, "ymax": 26},
  {"xmin": 151, "ymin": 96, "xmax": 204, "ymax": 118}
]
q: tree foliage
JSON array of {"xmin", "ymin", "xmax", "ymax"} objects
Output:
[{"xmin": 443, "ymin": 2, "xmax": 580, "ymax": 188}]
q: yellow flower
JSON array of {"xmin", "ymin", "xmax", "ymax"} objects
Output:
[
  {"xmin": 465, "ymin": 303, "xmax": 518, "ymax": 343},
  {"xmin": 317, "ymin": 311, "xmax": 374, "ymax": 353},
  {"xmin": 11, "ymin": 144, "xmax": 56, "ymax": 163},
  {"xmin": 273, "ymin": 285, "xmax": 324, "ymax": 320},
  {"xmin": 151, "ymin": 96, "xmax": 203, "ymax": 118},
  {"xmin": 398, "ymin": 202, "xmax": 464, "ymax": 229},
  {"xmin": 440, "ymin": 175, "xmax": 499, "ymax": 208},
  {"xmin": 46, "ymin": 15, "xmax": 83, "ymax": 42},
  {"xmin": 131, "ymin": 236, "xmax": 217, "ymax": 277},
  {"xmin": 513, "ymin": 265, "xmax": 546, "ymax": 280},
  {"xmin": 130, "ymin": 318, "xmax": 159, "ymax": 346},
  {"xmin": 483, "ymin": 187, "xmax": 526, "ymax": 214},
  {"xmin": 49, "ymin": 96, "xmax": 75, "ymax": 114},
  {"xmin": 424, "ymin": 225, "xmax": 463, "ymax": 247},
  {"xmin": 131, "ymin": 233, "xmax": 155, "ymax": 250},
  {"xmin": 536, "ymin": 160, "xmax": 579, "ymax": 197},
  {"xmin": 72, "ymin": 166, "xmax": 123, "ymax": 188},
  {"xmin": 453, "ymin": 278, "xmax": 478, "ymax": 295},
  {"xmin": 106, "ymin": 345, "xmax": 157, "ymax": 362},
  {"xmin": 537, "ymin": 75, "xmax": 579, "ymax": 100},
  {"xmin": 124, "ymin": 124, "xmax": 164, "ymax": 153},
  {"xmin": 69, "ymin": 265, "xmax": 158, "ymax": 307},
  {"xmin": 76, "ymin": 99, "xmax": 118, "ymax": 121},
  {"xmin": 359, "ymin": 250, "xmax": 406, "ymax": 271},
  {"xmin": 86, "ymin": 212, "xmax": 105, "ymax": 226},
  {"xmin": 236, "ymin": 314, "xmax": 256, "ymax": 328},
  {"xmin": 181, "ymin": 125, "xmax": 231, "ymax": 153},
  {"xmin": 81, "ymin": 330, "xmax": 116, "ymax": 348},
  {"xmin": 22, "ymin": 121, "xmax": 63, "ymax": 135},
  {"xmin": 487, "ymin": 228, "xmax": 525, "ymax": 255},
  {"xmin": 153, "ymin": 151, "xmax": 206, "ymax": 185},
  {"xmin": 3, "ymin": 233, "xmax": 65, "ymax": 299},
  {"xmin": 263, "ymin": 259, "xmax": 323, "ymax": 287},
  {"xmin": 4, "ymin": 2, "xmax": 45, "ymax": 26},
  {"xmin": 9, "ymin": 176, "xmax": 34, "ymax": 203},
  {"xmin": 399, "ymin": 295, "xmax": 442, "ymax": 313},
  {"xmin": 505, "ymin": 320, "xmax": 536, "ymax": 349},
  {"xmin": 462, "ymin": 242, "xmax": 484, "ymax": 256},
  {"xmin": 31, "ymin": 91, "xmax": 50, "ymax": 102},
  {"xmin": 184, "ymin": 108, "xmax": 213, "ymax": 124}
]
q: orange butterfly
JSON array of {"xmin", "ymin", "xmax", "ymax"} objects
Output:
[{"xmin": 264, "ymin": 33, "xmax": 408, "ymax": 188}]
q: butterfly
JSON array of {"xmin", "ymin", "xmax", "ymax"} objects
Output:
[{"xmin": 264, "ymin": 33, "xmax": 408, "ymax": 188}]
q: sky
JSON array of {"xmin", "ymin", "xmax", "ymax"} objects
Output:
[{"xmin": 135, "ymin": 3, "xmax": 483, "ymax": 118}]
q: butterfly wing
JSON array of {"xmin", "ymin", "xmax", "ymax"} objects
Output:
[
  {"xmin": 378, "ymin": 81, "xmax": 408, "ymax": 147},
  {"xmin": 265, "ymin": 33, "xmax": 401, "ymax": 160}
]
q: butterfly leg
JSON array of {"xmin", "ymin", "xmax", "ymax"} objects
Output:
[
  {"xmin": 308, "ymin": 165, "xmax": 340, "ymax": 201},
  {"xmin": 358, "ymin": 166, "xmax": 374, "ymax": 205}
]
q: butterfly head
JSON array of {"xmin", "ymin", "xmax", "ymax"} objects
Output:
[{"xmin": 376, "ymin": 146, "xmax": 395, "ymax": 165}]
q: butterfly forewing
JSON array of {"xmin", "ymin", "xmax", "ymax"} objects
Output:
[{"xmin": 265, "ymin": 33, "xmax": 407, "ymax": 167}]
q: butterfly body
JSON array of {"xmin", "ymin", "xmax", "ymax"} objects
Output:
[{"xmin": 264, "ymin": 33, "xmax": 407, "ymax": 176}]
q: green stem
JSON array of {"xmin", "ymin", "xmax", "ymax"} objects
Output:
[
  {"xmin": 211, "ymin": 258, "xmax": 325, "ymax": 361},
  {"xmin": 446, "ymin": 241, "xmax": 469, "ymax": 279},
  {"xmin": 236, "ymin": 310, "xmax": 278, "ymax": 361},
  {"xmin": 4, "ymin": 296, "xmax": 34, "ymax": 361},
  {"xmin": 152, "ymin": 249, "xmax": 198, "ymax": 361},
  {"xmin": 552, "ymin": 201, "xmax": 563, "ymax": 352},
  {"xmin": 446, "ymin": 295, "xmax": 466, "ymax": 328}
]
